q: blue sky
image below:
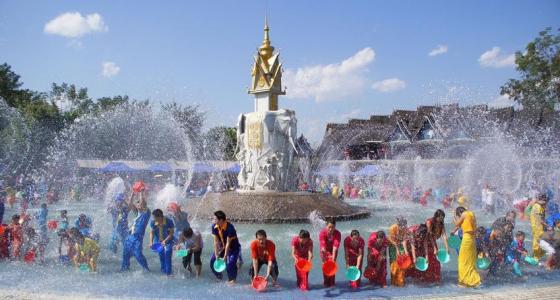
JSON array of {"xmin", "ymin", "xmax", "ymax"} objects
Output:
[{"xmin": 1, "ymin": 0, "xmax": 559, "ymax": 144}]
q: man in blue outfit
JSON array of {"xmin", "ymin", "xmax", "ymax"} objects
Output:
[
  {"xmin": 109, "ymin": 193, "xmax": 129, "ymax": 254},
  {"xmin": 210, "ymin": 210, "xmax": 241, "ymax": 284},
  {"xmin": 149, "ymin": 209, "xmax": 175, "ymax": 275},
  {"xmin": 121, "ymin": 190, "xmax": 150, "ymax": 272}
]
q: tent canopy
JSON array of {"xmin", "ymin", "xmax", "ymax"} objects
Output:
[
  {"xmin": 192, "ymin": 163, "xmax": 219, "ymax": 173},
  {"xmin": 148, "ymin": 163, "xmax": 173, "ymax": 173},
  {"xmin": 353, "ymin": 165, "xmax": 381, "ymax": 176},
  {"xmin": 98, "ymin": 162, "xmax": 138, "ymax": 173}
]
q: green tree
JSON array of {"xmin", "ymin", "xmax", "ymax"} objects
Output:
[
  {"xmin": 501, "ymin": 27, "xmax": 560, "ymax": 111},
  {"xmin": 161, "ymin": 102, "xmax": 205, "ymax": 158},
  {"xmin": 203, "ymin": 126, "xmax": 237, "ymax": 160},
  {"xmin": 94, "ymin": 95, "xmax": 129, "ymax": 112}
]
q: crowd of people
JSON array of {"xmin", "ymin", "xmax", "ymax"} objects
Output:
[{"xmin": 1, "ymin": 177, "xmax": 560, "ymax": 293}]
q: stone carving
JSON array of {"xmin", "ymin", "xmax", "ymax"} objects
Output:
[{"xmin": 236, "ymin": 109, "xmax": 298, "ymax": 191}]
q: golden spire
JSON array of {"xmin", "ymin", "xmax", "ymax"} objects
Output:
[{"xmin": 259, "ymin": 16, "xmax": 274, "ymax": 59}]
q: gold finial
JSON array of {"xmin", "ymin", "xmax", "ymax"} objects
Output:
[{"xmin": 259, "ymin": 16, "xmax": 274, "ymax": 59}]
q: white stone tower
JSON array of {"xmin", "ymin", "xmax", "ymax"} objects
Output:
[{"xmin": 236, "ymin": 18, "xmax": 298, "ymax": 192}]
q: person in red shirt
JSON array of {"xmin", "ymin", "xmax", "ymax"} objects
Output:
[
  {"xmin": 344, "ymin": 230, "xmax": 365, "ymax": 288},
  {"xmin": 319, "ymin": 219, "xmax": 341, "ymax": 287},
  {"xmin": 406, "ymin": 224, "xmax": 432, "ymax": 282},
  {"xmin": 367, "ymin": 230, "xmax": 388, "ymax": 288},
  {"xmin": 291, "ymin": 229, "xmax": 313, "ymax": 290},
  {"xmin": 249, "ymin": 229, "xmax": 279, "ymax": 286}
]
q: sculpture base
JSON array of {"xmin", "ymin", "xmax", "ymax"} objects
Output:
[{"xmin": 185, "ymin": 191, "xmax": 370, "ymax": 223}]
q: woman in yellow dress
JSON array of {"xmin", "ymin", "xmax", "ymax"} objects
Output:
[
  {"xmin": 387, "ymin": 217, "xmax": 415, "ymax": 287},
  {"xmin": 530, "ymin": 194, "xmax": 548, "ymax": 259},
  {"xmin": 452, "ymin": 206, "xmax": 480, "ymax": 288}
]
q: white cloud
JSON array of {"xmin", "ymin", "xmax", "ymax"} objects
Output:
[
  {"xmin": 478, "ymin": 47, "xmax": 515, "ymax": 68},
  {"xmin": 488, "ymin": 94, "xmax": 518, "ymax": 108},
  {"xmin": 429, "ymin": 45, "xmax": 448, "ymax": 57},
  {"xmin": 283, "ymin": 47, "xmax": 375, "ymax": 102},
  {"xmin": 372, "ymin": 78, "xmax": 406, "ymax": 92},
  {"xmin": 44, "ymin": 12, "xmax": 108, "ymax": 38},
  {"xmin": 101, "ymin": 61, "xmax": 120, "ymax": 78},
  {"xmin": 341, "ymin": 109, "xmax": 363, "ymax": 120}
]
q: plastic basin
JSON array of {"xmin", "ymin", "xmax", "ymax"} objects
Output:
[
  {"xmin": 436, "ymin": 249, "xmax": 450, "ymax": 263},
  {"xmin": 345, "ymin": 266, "xmax": 361, "ymax": 281},
  {"xmin": 214, "ymin": 258, "xmax": 226, "ymax": 272},
  {"xmin": 476, "ymin": 257, "xmax": 490, "ymax": 270},
  {"xmin": 524, "ymin": 256, "xmax": 539, "ymax": 266},
  {"xmin": 79, "ymin": 263, "xmax": 90, "ymax": 272},
  {"xmin": 415, "ymin": 257, "xmax": 428, "ymax": 271},
  {"xmin": 252, "ymin": 276, "xmax": 267, "ymax": 292},
  {"xmin": 295, "ymin": 259, "xmax": 312, "ymax": 272},
  {"xmin": 448, "ymin": 235, "xmax": 461, "ymax": 249},
  {"xmin": 175, "ymin": 249, "xmax": 189, "ymax": 258},
  {"xmin": 322, "ymin": 260, "xmax": 338, "ymax": 276},
  {"xmin": 397, "ymin": 255, "xmax": 412, "ymax": 269},
  {"xmin": 133, "ymin": 181, "xmax": 146, "ymax": 193},
  {"xmin": 47, "ymin": 220, "xmax": 58, "ymax": 230},
  {"xmin": 23, "ymin": 250, "xmax": 35, "ymax": 263},
  {"xmin": 151, "ymin": 243, "xmax": 163, "ymax": 253}
]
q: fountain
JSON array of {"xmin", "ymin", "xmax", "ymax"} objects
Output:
[{"xmin": 185, "ymin": 20, "xmax": 369, "ymax": 222}]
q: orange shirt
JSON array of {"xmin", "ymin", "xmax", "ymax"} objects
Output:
[{"xmin": 250, "ymin": 239, "xmax": 276, "ymax": 262}]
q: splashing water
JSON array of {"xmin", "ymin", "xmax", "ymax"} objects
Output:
[
  {"xmin": 154, "ymin": 183, "xmax": 184, "ymax": 211},
  {"xmin": 103, "ymin": 176, "xmax": 126, "ymax": 207}
]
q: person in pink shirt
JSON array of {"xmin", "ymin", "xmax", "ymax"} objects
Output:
[
  {"xmin": 319, "ymin": 219, "xmax": 341, "ymax": 287},
  {"xmin": 291, "ymin": 229, "xmax": 313, "ymax": 291},
  {"xmin": 367, "ymin": 230, "xmax": 388, "ymax": 288},
  {"xmin": 344, "ymin": 230, "xmax": 365, "ymax": 288}
]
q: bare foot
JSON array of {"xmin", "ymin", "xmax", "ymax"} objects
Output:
[{"xmin": 227, "ymin": 280, "xmax": 236, "ymax": 285}]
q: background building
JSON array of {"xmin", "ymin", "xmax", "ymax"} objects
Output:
[{"xmin": 318, "ymin": 104, "xmax": 560, "ymax": 160}]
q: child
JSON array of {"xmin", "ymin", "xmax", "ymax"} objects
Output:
[
  {"xmin": 176, "ymin": 227, "xmax": 203, "ymax": 277},
  {"xmin": 506, "ymin": 231, "xmax": 528, "ymax": 276},
  {"xmin": 57, "ymin": 210, "xmax": 74, "ymax": 262},
  {"xmin": 475, "ymin": 226, "xmax": 490, "ymax": 257},
  {"xmin": 59, "ymin": 210, "xmax": 69, "ymax": 230},
  {"xmin": 70, "ymin": 227, "xmax": 99, "ymax": 272},
  {"xmin": 7, "ymin": 215, "xmax": 23, "ymax": 260}
]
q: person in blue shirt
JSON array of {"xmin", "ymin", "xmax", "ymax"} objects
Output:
[
  {"xmin": 210, "ymin": 210, "xmax": 241, "ymax": 283},
  {"xmin": 149, "ymin": 209, "xmax": 175, "ymax": 275},
  {"xmin": 121, "ymin": 190, "xmax": 150, "ymax": 272},
  {"xmin": 506, "ymin": 231, "xmax": 528, "ymax": 263},
  {"xmin": 108, "ymin": 193, "xmax": 130, "ymax": 254},
  {"xmin": 35, "ymin": 203, "xmax": 49, "ymax": 247}
]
